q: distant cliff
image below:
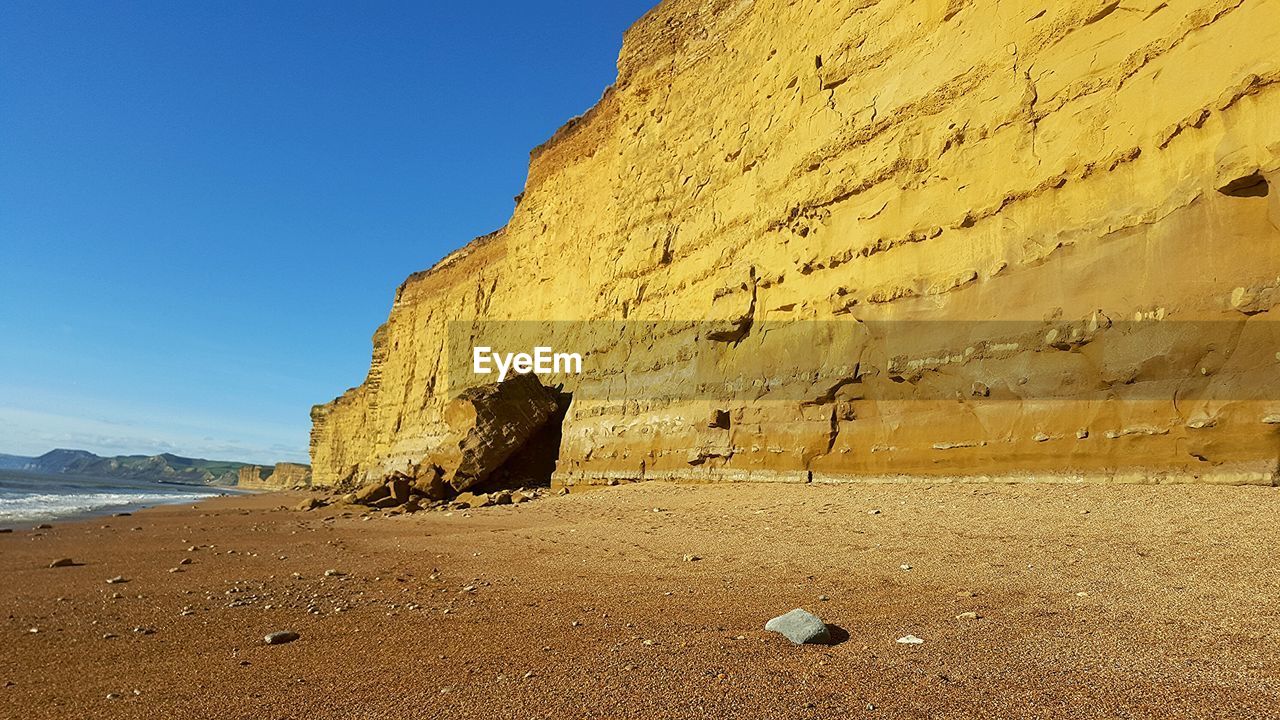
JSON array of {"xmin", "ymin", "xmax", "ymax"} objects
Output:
[
  {"xmin": 14, "ymin": 448, "xmax": 294, "ymax": 487},
  {"xmin": 0, "ymin": 453, "xmax": 32, "ymax": 470},
  {"xmin": 236, "ymin": 462, "xmax": 313, "ymax": 491}
]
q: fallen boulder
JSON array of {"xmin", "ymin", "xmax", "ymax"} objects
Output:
[
  {"xmin": 411, "ymin": 467, "xmax": 450, "ymax": 500},
  {"xmin": 388, "ymin": 475, "xmax": 410, "ymax": 503},
  {"xmin": 431, "ymin": 373, "xmax": 562, "ymax": 493},
  {"xmin": 454, "ymin": 491, "xmax": 491, "ymax": 508},
  {"xmin": 353, "ymin": 482, "xmax": 390, "ymax": 505},
  {"xmin": 295, "ymin": 497, "xmax": 324, "ymax": 512}
]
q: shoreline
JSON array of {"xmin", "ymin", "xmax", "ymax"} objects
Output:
[
  {"xmin": 3, "ymin": 481, "xmax": 1279, "ymax": 718},
  {"xmin": 0, "ymin": 470, "xmax": 253, "ymax": 528}
]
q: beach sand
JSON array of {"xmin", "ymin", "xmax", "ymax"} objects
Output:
[{"xmin": 2, "ymin": 481, "xmax": 1279, "ymax": 719}]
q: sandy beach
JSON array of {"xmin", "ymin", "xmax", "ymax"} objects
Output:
[{"xmin": 3, "ymin": 482, "xmax": 1279, "ymax": 719}]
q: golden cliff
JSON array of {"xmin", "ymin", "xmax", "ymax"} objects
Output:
[
  {"xmin": 311, "ymin": 0, "xmax": 1280, "ymax": 490},
  {"xmin": 237, "ymin": 463, "xmax": 313, "ymax": 491}
]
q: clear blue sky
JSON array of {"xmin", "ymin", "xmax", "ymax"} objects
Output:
[{"xmin": 0, "ymin": 0, "xmax": 655, "ymax": 464}]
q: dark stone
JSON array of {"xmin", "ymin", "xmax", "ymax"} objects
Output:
[
  {"xmin": 263, "ymin": 630, "xmax": 299, "ymax": 645},
  {"xmin": 765, "ymin": 609, "xmax": 831, "ymax": 645}
]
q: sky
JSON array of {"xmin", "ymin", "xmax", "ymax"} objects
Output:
[{"xmin": 0, "ymin": 0, "xmax": 656, "ymax": 464}]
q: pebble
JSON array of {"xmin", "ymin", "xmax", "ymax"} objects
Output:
[
  {"xmin": 49, "ymin": 558, "xmax": 76, "ymax": 568},
  {"xmin": 955, "ymin": 611, "xmax": 982, "ymax": 620},
  {"xmin": 323, "ymin": 569, "xmax": 344, "ymax": 577},
  {"xmin": 682, "ymin": 554, "xmax": 701, "ymax": 562},
  {"xmin": 35, "ymin": 524, "xmax": 53, "ymax": 530},
  {"xmin": 765, "ymin": 608, "xmax": 830, "ymax": 645},
  {"xmin": 899, "ymin": 564, "xmax": 912, "ymax": 571},
  {"xmin": 896, "ymin": 635, "xmax": 925, "ymax": 645},
  {"xmin": 106, "ymin": 576, "xmax": 128, "ymax": 584},
  {"xmin": 263, "ymin": 631, "xmax": 300, "ymax": 645},
  {"xmin": 818, "ymin": 594, "xmax": 829, "ymax": 601},
  {"xmin": 179, "ymin": 558, "xmax": 192, "ymax": 565}
]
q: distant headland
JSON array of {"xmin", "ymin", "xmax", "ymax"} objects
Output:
[{"xmin": 0, "ymin": 448, "xmax": 310, "ymax": 489}]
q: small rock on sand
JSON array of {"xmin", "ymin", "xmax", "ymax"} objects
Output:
[
  {"xmin": 682, "ymin": 554, "xmax": 701, "ymax": 562},
  {"xmin": 49, "ymin": 558, "xmax": 76, "ymax": 568},
  {"xmin": 264, "ymin": 630, "xmax": 299, "ymax": 645},
  {"xmin": 35, "ymin": 524, "xmax": 53, "ymax": 530},
  {"xmin": 896, "ymin": 634, "xmax": 925, "ymax": 645},
  {"xmin": 765, "ymin": 608, "xmax": 830, "ymax": 645},
  {"xmin": 955, "ymin": 611, "xmax": 982, "ymax": 620},
  {"xmin": 106, "ymin": 576, "xmax": 128, "ymax": 584}
]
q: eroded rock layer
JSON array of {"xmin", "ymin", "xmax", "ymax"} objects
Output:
[
  {"xmin": 312, "ymin": 0, "xmax": 1280, "ymax": 490},
  {"xmin": 238, "ymin": 463, "xmax": 313, "ymax": 491}
]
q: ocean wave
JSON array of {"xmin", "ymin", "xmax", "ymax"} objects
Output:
[{"xmin": 0, "ymin": 489, "xmax": 219, "ymax": 523}]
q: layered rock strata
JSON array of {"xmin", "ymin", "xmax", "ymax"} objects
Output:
[
  {"xmin": 237, "ymin": 463, "xmax": 313, "ymax": 491},
  {"xmin": 312, "ymin": 0, "xmax": 1280, "ymax": 490}
]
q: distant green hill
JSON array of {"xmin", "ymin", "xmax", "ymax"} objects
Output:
[{"xmin": 19, "ymin": 448, "xmax": 252, "ymax": 486}]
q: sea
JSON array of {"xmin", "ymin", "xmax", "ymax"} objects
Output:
[{"xmin": 0, "ymin": 469, "xmax": 228, "ymax": 526}]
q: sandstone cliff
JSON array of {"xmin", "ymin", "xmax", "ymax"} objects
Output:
[
  {"xmin": 312, "ymin": 0, "xmax": 1280, "ymax": 490},
  {"xmin": 237, "ymin": 463, "xmax": 313, "ymax": 491}
]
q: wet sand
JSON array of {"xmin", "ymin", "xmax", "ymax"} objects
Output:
[{"xmin": 2, "ymin": 482, "xmax": 1279, "ymax": 719}]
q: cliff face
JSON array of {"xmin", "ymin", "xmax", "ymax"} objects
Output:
[
  {"xmin": 237, "ymin": 463, "xmax": 313, "ymax": 491},
  {"xmin": 312, "ymin": 0, "xmax": 1280, "ymax": 490}
]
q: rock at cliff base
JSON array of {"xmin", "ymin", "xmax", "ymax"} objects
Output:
[
  {"xmin": 389, "ymin": 476, "xmax": 410, "ymax": 503},
  {"xmin": 295, "ymin": 497, "xmax": 324, "ymax": 512},
  {"xmin": 372, "ymin": 495, "xmax": 402, "ymax": 509},
  {"xmin": 354, "ymin": 482, "xmax": 390, "ymax": 505},
  {"xmin": 432, "ymin": 373, "xmax": 562, "ymax": 493},
  {"xmin": 412, "ymin": 470, "xmax": 450, "ymax": 501},
  {"xmin": 454, "ymin": 491, "xmax": 491, "ymax": 508},
  {"xmin": 765, "ymin": 609, "xmax": 830, "ymax": 645}
]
